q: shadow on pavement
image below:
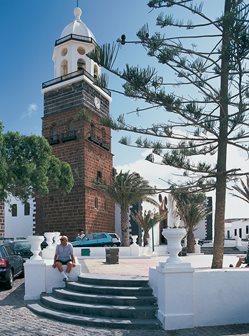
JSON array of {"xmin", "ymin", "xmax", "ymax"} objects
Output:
[{"xmin": 0, "ymin": 279, "xmax": 26, "ymax": 308}]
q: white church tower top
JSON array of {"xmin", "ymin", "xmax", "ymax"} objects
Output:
[
  {"xmin": 60, "ymin": 7, "xmax": 96, "ymax": 41},
  {"xmin": 51, "ymin": 5, "xmax": 100, "ymax": 82}
]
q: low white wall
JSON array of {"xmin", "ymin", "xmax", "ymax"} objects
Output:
[
  {"xmin": 150, "ymin": 263, "xmax": 249, "ymax": 330},
  {"xmin": 73, "ymin": 245, "xmax": 168, "ymax": 258},
  {"xmin": 202, "ymin": 239, "xmax": 248, "ymax": 249},
  {"xmin": 24, "ymin": 259, "xmax": 81, "ymax": 300},
  {"xmin": 195, "ymin": 268, "xmax": 249, "ymax": 327},
  {"xmin": 73, "ymin": 246, "xmax": 133, "ymax": 258}
]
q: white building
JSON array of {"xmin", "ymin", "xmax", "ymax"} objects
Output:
[
  {"xmin": 225, "ymin": 218, "xmax": 249, "ymax": 239},
  {"xmin": 3, "ymin": 196, "xmax": 35, "ymax": 238}
]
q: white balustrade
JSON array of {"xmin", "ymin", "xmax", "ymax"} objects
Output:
[
  {"xmin": 27, "ymin": 235, "xmax": 44, "ymax": 262},
  {"xmin": 42, "ymin": 232, "xmax": 57, "ymax": 259}
]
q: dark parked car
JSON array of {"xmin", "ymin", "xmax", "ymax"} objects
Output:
[
  {"xmin": 0, "ymin": 243, "xmax": 24, "ymax": 289},
  {"xmin": 7, "ymin": 240, "xmax": 33, "ymax": 260}
]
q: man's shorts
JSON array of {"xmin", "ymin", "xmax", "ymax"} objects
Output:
[{"xmin": 56, "ymin": 259, "xmax": 72, "ymax": 265}]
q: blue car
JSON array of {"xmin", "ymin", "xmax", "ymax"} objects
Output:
[{"xmin": 71, "ymin": 232, "xmax": 115, "ymax": 247}]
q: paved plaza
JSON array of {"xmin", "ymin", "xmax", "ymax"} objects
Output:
[
  {"xmin": 82, "ymin": 254, "xmax": 241, "ymax": 277},
  {"xmin": 1, "ymin": 255, "xmax": 249, "ymax": 335}
]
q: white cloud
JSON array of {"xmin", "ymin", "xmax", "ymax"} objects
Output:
[
  {"xmin": 116, "ymin": 147, "xmax": 249, "ymax": 220},
  {"xmin": 21, "ymin": 103, "xmax": 38, "ymax": 119}
]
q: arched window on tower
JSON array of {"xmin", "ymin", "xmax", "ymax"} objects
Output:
[
  {"xmin": 61, "ymin": 60, "xmax": 68, "ymax": 76},
  {"xmin": 62, "ymin": 119, "xmax": 77, "ymax": 142},
  {"xmin": 101, "ymin": 127, "xmax": 110, "ymax": 150},
  {"xmin": 94, "ymin": 65, "xmax": 98, "ymax": 79},
  {"xmin": 94, "ymin": 197, "xmax": 99, "ymax": 209},
  {"xmin": 77, "ymin": 58, "xmax": 86, "ymax": 71},
  {"xmin": 96, "ymin": 170, "xmax": 102, "ymax": 183},
  {"xmin": 90, "ymin": 123, "xmax": 95, "ymax": 138},
  {"xmin": 101, "ymin": 128, "xmax": 106, "ymax": 144},
  {"xmin": 49, "ymin": 124, "xmax": 60, "ymax": 145},
  {"xmin": 69, "ymin": 119, "xmax": 77, "ymax": 131}
]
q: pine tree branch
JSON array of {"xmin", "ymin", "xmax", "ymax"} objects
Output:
[{"xmin": 148, "ymin": 0, "xmax": 222, "ymax": 31}]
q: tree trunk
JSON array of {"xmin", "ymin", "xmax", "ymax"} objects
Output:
[
  {"xmin": 211, "ymin": 0, "xmax": 231, "ymax": 268},
  {"xmin": 143, "ymin": 229, "xmax": 149, "ymax": 246},
  {"xmin": 186, "ymin": 228, "xmax": 195, "ymax": 253},
  {"xmin": 121, "ymin": 207, "xmax": 130, "ymax": 246}
]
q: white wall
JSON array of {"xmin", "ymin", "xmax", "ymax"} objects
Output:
[
  {"xmin": 225, "ymin": 218, "xmax": 249, "ymax": 239},
  {"xmin": 194, "ymin": 218, "xmax": 207, "ymax": 240},
  {"xmin": 4, "ymin": 196, "xmax": 35, "ymax": 238},
  {"xmin": 150, "ymin": 263, "xmax": 249, "ymax": 330},
  {"xmin": 195, "ymin": 268, "xmax": 249, "ymax": 327}
]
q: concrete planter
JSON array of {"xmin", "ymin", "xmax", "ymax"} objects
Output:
[
  {"xmin": 27, "ymin": 235, "xmax": 44, "ymax": 262},
  {"xmin": 162, "ymin": 227, "xmax": 186, "ymax": 264}
]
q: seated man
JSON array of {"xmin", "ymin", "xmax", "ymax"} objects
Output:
[
  {"xmin": 76, "ymin": 230, "xmax": 85, "ymax": 241},
  {"xmin": 52, "ymin": 235, "xmax": 76, "ymax": 281},
  {"xmin": 235, "ymin": 256, "xmax": 249, "ymax": 268}
]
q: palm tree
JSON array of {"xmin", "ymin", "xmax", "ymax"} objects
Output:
[
  {"xmin": 231, "ymin": 176, "xmax": 249, "ymax": 204},
  {"xmin": 171, "ymin": 191, "xmax": 209, "ymax": 253},
  {"xmin": 131, "ymin": 210, "xmax": 167, "ymax": 246},
  {"xmin": 94, "ymin": 170, "xmax": 156, "ymax": 246},
  {"xmin": 158, "ymin": 194, "xmax": 168, "ymax": 243}
]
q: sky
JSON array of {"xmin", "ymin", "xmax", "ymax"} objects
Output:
[{"xmin": 0, "ymin": 0, "xmax": 248, "ymax": 219}]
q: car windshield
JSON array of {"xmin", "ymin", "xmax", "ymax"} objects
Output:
[
  {"xmin": 82, "ymin": 234, "xmax": 93, "ymax": 241},
  {"xmin": 12, "ymin": 242, "xmax": 31, "ymax": 250},
  {"xmin": 110, "ymin": 234, "xmax": 119, "ymax": 239}
]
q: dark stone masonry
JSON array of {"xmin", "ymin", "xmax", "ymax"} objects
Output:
[{"xmin": 36, "ymin": 77, "xmax": 115, "ymax": 240}]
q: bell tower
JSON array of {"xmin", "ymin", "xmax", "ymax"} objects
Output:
[{"xmin": 36, "ymin": 6, "xmax": 115, "ymax": 239}]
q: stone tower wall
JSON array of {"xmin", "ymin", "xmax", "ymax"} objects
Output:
[{"xmin": 36, "ymin": 79, "xmax": 115, "ymax": 240}]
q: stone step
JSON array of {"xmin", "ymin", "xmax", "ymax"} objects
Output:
[
  {"xmin": 40, "ymin": 294, "xmax": 157, "ymax": 319},
  {"xmin": 53, "ymin": 288, "xmax": 157, "ymax": 306},
  {"xmin": 27, "ymin": 274, "xmax": 161, "ymax": 330},
  {"xmin": 28, "ymin": 303, "xmax": 162, "ymax": 330},
  {"xmin": 77, "ymin": 274, "xmax": 149, "ymax": 287},
  {"xmin": 66, "ymin": 281, "xmax": 153, "ymax": 296}
]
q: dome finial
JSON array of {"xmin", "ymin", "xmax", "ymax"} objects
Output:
[{"xmin": 74, "ymin": 5, "xmax": 82, "ymax": 21}]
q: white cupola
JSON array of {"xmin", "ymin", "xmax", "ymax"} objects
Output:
[{"xmin": 52, "ymin": 7, "xmax": 100, "ymax": 80}]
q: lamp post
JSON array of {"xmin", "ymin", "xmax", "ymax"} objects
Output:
[
  {"xmin": 152, "ymin": 224, "xmax": 155, "ymax": 252},
  {"xmin": 149, "ymin": 211, "xmax": 155, "ymax": 253}
]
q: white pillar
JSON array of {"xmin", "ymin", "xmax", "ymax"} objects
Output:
[
  {"xmin": 195, "ymin": 238, "xmax": 201, "ymax": 253},
  {"xmin": 151, "ymin": 226, "xmax": 194, "ymax": 330},
  {"xmin": 130, "ymin": 235, "xmax": 140, "ymax": 256},
  {"xmin": 156, "ymin": 264, "xmax": 194, "ymax": 330},
  {"xmin": 42, "ymin": 232, "xmax": 56, "ymax": 259},
  {"xmin": 24, "ymin": 260, "xmax": 46, "ymax": 300},
  {"xmin": 235, "ymin": 235, "xmax": 242, "ymax": 247}
]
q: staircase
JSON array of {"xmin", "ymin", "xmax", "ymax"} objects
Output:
[{"xmin": 27, "ymin": 274, "xmax": 161, "ymax": 330}]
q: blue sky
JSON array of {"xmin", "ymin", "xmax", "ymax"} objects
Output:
[
  {"xmin": 0, "ymin": 0, "xmax": 160, "ymax": 161},
  {"xmin": 0, "ymin": 0, "xmax": 248, "ymax": 219}
]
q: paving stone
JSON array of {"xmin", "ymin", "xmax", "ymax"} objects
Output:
[{"xmin": 1, "ymin": 278, "xmax": 249, "ymax": 335}]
